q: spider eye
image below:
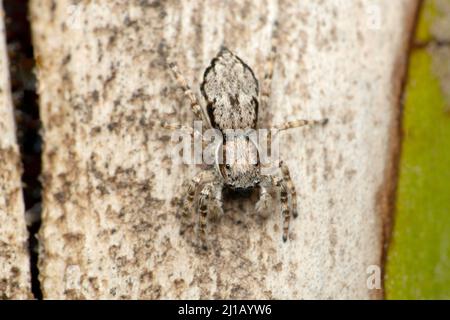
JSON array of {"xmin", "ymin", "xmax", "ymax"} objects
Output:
[{"xmin": 225, "ymin": 164, "xmax": 231, "ymax": 169}]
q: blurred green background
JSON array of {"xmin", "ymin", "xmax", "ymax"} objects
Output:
[{"xmin": 385, "ymin": 0, "xmax": 450, "ymax": 300}]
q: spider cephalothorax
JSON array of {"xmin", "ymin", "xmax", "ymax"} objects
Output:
[
  {"xmin": 169, "ymin": 46, "xmax": 327, "ymax": 250},
  {"xmin": 216, "ymin": 132, "xmax": 260, "ymax": 189}
]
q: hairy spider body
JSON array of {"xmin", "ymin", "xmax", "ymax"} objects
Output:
[
  {"xmin": 201, "ymin": 49, "xmax": 259, "ymax": 131},
  {"xmin": 219, "ymin": 134, "xmax": 260, "ymax": 189},
  {"xmin": 169, "ymin": 46, "xmax": 326, "ymax": 250}
]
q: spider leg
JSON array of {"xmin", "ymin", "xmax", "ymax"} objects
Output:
[
  {"xmin": 272, "ymin": 118, "xmax": 328, "ymax": 132},
  {"xmin": 260, "ymin": 174, "xmax": 290, "ymax": 242},
  {"xmin": 260, "ymin": 21, "xmax": 278, "ymax": 125},
  {"xmin": 268, "ymin": 118, "xmax": 328, "ymax": 152},
  {"xmin": 160, "ymin": 121, "xmax": 194, "ymax": 133},
  {"xmin": 280, "ymin": 161, "xmax": 298, "ymax": 218},
  {"xmin": 276, "ymin": 177, "xmax": 291, "ymax": 242},
  {"xmin": 159, "ymin": 121, "xmax": 203, "ymax": 144},
  {"xmin": 198, "ymin": 183, "xmax": 214, "ymax": 250},
  {"xmin": 180, "ymin": 171, "xmax": 215, "ymax": 235},
  {"xmin": 168, "ymin": 62, "xmax": 211, "ymax": 127},
  {"xmin": 274, "ymin": 161, "xmax": 298, "ymax": 240},
  {"xmin": 255, "ymin": 184, "xmax": 273, "ymax": 219},
  {"xmin": 209, "ymin": 182, "xmax": 224, "ymax": 221}
]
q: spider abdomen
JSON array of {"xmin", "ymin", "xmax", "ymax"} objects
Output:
[{"xmin": 200, "ymin": 48, "xmax": 259, "ymax": 130}]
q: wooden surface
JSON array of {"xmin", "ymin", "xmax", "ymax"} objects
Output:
[
  {"xmin": 0, "ymin": 1, "xmax": 31, "ymax": 299},
  {"xmin": 30, "ymin": 0, "xmax": 419, "ymax": 299}
]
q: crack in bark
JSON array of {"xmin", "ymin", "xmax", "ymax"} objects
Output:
[{"xmin": 3, "ymin": 0, "xmax": 42, "ymax": 300}]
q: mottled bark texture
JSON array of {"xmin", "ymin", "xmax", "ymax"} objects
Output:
[
  {"xmin": 0, "ymin": 1, "xmax": 32, "ymax": 299},
  {"xmin": 30, "ymin": 0, "xmax": 418, "ymax": 299}
]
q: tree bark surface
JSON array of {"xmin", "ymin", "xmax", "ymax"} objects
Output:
[
  {"xmin": 30, "ymin": 0, "xmax": 418, "ymax": 299},
  {"xmin": 0, "ymin": 1, "xmax": 32, "ymax": 299}
]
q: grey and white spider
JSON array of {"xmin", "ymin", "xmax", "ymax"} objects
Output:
[{"xmin": 168, "ymin": 45, "xmax": 327, "ymax": 250}]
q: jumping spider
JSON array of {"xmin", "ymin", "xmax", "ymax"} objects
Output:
[{"xmin": 168, "ymin": 46, "xmax": 327, "ymax": 250}]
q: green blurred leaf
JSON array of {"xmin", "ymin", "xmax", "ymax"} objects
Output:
[{"xmin": 385, "ymin": 0, "xmax": 450, "ymax": 300}]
